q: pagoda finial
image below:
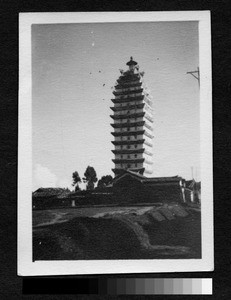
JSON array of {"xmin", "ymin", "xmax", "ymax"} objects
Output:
[{"xmin": 126, "ymin": 57, "xmax": 137, "ymax": 67}]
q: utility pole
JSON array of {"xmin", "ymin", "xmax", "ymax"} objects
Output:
[{"xmin": 187, "ymin": 67, "xmax": 200, "ymax": 87}]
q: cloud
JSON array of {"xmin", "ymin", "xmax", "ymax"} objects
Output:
[
  {"xmin": 33, "ymin": 163, "xmax": 94, "ymax": 191},
  {"xmin": 33, "ymin": 163, "xmax": 57, "ymax": 190},
  {"xmin": 33, "ymin": 163, "xmax": 74, "ymax": 191},
  {"xmin": 57, "ymin": 178, "xmax": 72, "ymax": 190}
]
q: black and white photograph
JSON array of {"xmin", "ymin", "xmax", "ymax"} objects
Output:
[{"xmin": 18, "ymin": 12, "xmax": 213, "ymax": 275}]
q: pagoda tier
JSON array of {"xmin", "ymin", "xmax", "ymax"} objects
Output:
[
  {"xmin": 111, "ymin": 138, "xmax": 152, "ymax": 147},
  {"xmin": 113, "ymin": 87, "xmax": 143, "ymax": 96},
  {"xmin": 112, "ymin": 167, "xmax": 146, "ymax": 175},
  {"xmin": 111, "ymin": 121, "xmax": 153, "ymax": 131},
  {"xmin": 115, "ymin": 81, "xmax": 142, "ymax": 89},
  {"xmin": 111, "ymin": 130, "xmax": 153, "ymax": 139},
  {"xmin": 111, "ymin": 57, "xmax": 154, "ymax": 176},
  {"xmin": 111, "ymin": 111, "xmax": 144, "ymax": 119},
  {"xmin": 110, "ymin": 103, "xmax": 145, "ymax": 112},
  {"xmin": 111, "ymin": 95, "xmax": 144, "ymax": 104},
  {"xmin": 111, "ymin": 120, "xmax": 144, "ymax": 128},
  {"xmin": 112, "ymin": 96, "xmax": 152, "ymax": 107},
  {"xmin": 112, "ymin": 149, "xmax": 153, "ymax": 155},
  {"xmin": 113, "ymin": 168, "xmax": 153, "ymax": 175},
  {"xmin": 110, "ymin": 112, "xmax": 153, "ymax": 123},
  {"xmin": 117, "ymin": 74, "xmax": 141, "ymax": 84},
  {"xmin": 112, "ymin": 158, "xmax": 153, "ymax": 165}
]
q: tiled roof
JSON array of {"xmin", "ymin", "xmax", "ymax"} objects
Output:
[
  {"xmin": 113, "ymin": 172, "xmax": 184, "ymax": 203},
  {"xmin": 32, "ymin": 187, "xmax": 71, "ymax": 198},
  {"xmin": 143, "ymin": 176, "xmax": 182, "ymax": 183},
  {"xmin": 113, "ymin": 169, "xmax": 182, "ymax": 185}
]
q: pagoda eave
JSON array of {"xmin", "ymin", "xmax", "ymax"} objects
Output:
[
  {"xmin": 115, "ymin": 82, "xmax": 142, "ymax": 89},
  {"xmin": 110, "ymin": 103, "xmax": 145, "ymax": 112},
  {"xmin": 113, "ymin": 88, "xmax": 143, "ymax": 96},
  {"xmin": 144, "ymin": 150, "xmax": 153, "ymax": 156},
  {"xmin": 110, "ymin": 121, "xmax": 145, "ymax": 128},
  {"xmin": 112, "ymin": 168, "xmax": 145, "ymax": 175},
  {"xmin": 144, "ymin": 122, "xmax": 153, "ymax": 131},
  {"xmin": 144, "ymin": 131, "xmax": 154, "ymax": 139},
  {"xmin": 112, "ymin": 158, "xmax": 145, "ymax": 164},
  {"xmin": 117, "ymin": 74, "xmax": 140, "ymax": 83},
  {"xmin": 110, "ymin": 112, "xmax": 145, "ymax": 120},
  {"xmin": 144, "ymin": 114, "xmax": 154, "ymax": 123},
  {"xmin": 111, "ymin": 139, "xmax": 145, "ymax": 146},
  {"xmin": 144, "ymin": 140, "xmax": 153, "ymax": 147},
  {"xmin": 111, "ymin": 130, "xmax": 153, "ymax": 138},
  {"xmin": 112, "ymin": 149, "xmax": 145, "ymax": 155},
  {"xmin": 111, "ymin": 130, "xmax": 145, "ymax": 137},
  {"xmin": 112, "ymin": 95, "xmax": 144, "ymax": 104}
]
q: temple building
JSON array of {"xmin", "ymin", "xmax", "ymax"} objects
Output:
[{"xmin": 111, "ymin": 57, "xmax": 154, "ymax": 177}]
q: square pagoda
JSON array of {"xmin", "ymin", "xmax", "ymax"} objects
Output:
[{"xmin": 111, "ymin": 57, "xmax": 154, "ymax": 176}]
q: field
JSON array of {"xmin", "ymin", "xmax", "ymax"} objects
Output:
[{"xmin": 33, "ymin": 203, "xmax": 201, "ymax": 260}]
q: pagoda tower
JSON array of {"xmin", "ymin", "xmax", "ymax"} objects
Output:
[{"xmin": 111, "ymin": 57, "xmax": 154, "ymax": 177}]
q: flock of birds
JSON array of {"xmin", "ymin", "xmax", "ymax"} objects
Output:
[{"xmin": 88, "ymin": 69, "xmax": 112, "ymax": 100}]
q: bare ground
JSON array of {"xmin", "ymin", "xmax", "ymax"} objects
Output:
[{"xmin": 33, "ymin": 203, "xmax": 201, "ymax": 260}]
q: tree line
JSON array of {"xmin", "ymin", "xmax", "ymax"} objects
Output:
[{"xmin": 72, "ymin": 166, "xmax": 113, "ymax": 191}]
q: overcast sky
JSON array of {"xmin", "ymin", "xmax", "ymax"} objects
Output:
[{"xmin": 32, "ymin": 21, "xmax": 199, "ymax": 191}]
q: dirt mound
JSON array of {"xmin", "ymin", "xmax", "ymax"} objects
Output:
[
  {"xmin": 33, "ymin": 204, "xmax": 201, "ymax": 260},
  {"xmin": 33, "ymin": 217, "xmax": 142, "ymax": 260}
]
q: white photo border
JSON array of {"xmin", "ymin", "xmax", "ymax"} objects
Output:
[{"xmin": 18, "ymin": 11, "xmax": 213, "ymax": 276}]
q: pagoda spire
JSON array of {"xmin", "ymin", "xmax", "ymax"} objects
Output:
[{"xmin": 126, "ymin": 56, "xmax": 138, "ymax": 71}]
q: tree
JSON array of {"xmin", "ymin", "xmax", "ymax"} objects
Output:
[
  {"xmin": 97, "ymin": 175, "xmax": 113, "ymax": 188},
  {"xmin": 72, "ymin": 171, "xmax": 81, "ymax": 191},
  {"xmin": 83, "ymin": 166, "xmax": 97, "ymax": 190}
]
